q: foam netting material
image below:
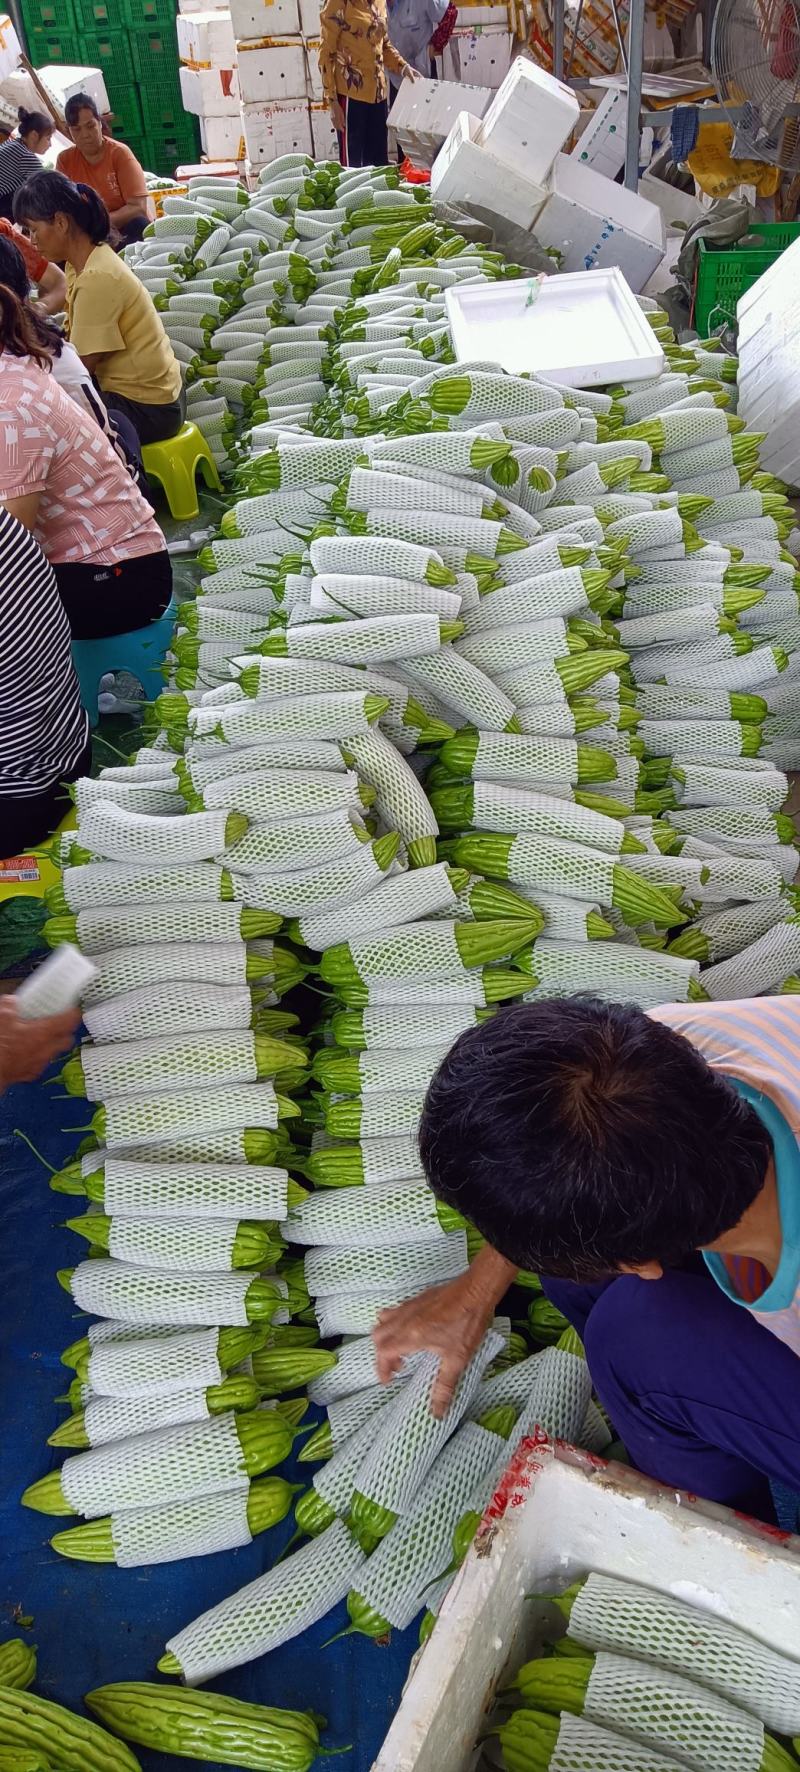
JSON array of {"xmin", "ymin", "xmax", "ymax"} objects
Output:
[
  {"xmin": 104, "ymin": 1083, "xmax": 280, "ymax": 1150},
  {"xmin": 354, "ymin": 1331, "xmax": 502, "ymax": 1519},
  {"xmin": 313, "ymin": 1401, "xmax": 400, "ymax": 1511},
  {"xmin": 78, "ymin": 801, "xmax": 232, "ymax": 866},
  {"xmin": 677, "ymin": 764, "xmax": 786, "ymax": 809},
  {"xmin": 353, "ymin": 974, "xmax": 491, "ymax": 1006},
  {"xmin": 186, "ymin": 738, "xmax": 346, "ymax": 787},
  {"xmin": 82, "ymin": 942, "xmax": 249, "ymax": 1004},
  {"xmin": 327, "ymin": 1379, "xmax": 409, "ymax": 1449},
  {"xmin": 348, "ymin": 1133, "xmax": 425, "ymax": 1185},
  {"xmin": 346, "ymin": 728, "xmax": 439, "ymax": 844},
  {"xmin": 285, "ymin": 1181, "xmax": 446, "ymax": 1249},
  {"xmin": 222, "ymin": 812, "xmax": 367, "ymax": 875},
  {"xmin": 530, "ymin": 941, "xmax": 697, "ymax": 999},
  {"xmin": 583, "ymin": 1650, "xmax": 765, "ymax": 1772},
  {"xmin": 505, "ymin": 834, "xmax": 616, "ymax": 902},
  {"xmin": 470, "ymin": 733, "xmax": 581, "ymax": 785},
  {"xmin": 60, "ymin": 859, "xmax": 225, "ymax": 909},
  {"xmin": 80, "ymin": 1032, "xmax": 263, "ymax": 1099},
  {"xmin": 298, "ymin": 864, "xmax": 459, "ymax": 950},
  {"xmin": 637, "ymin": 720, "xmax": 751, "ymax": 760},
  {"xmin": 309, "ymin": 535, "xmax": 442, "ymax": 580},
  {"xmin": 694, "ymin": 899, "xmax": 789, "ymax": 959},
  {"xmin": 106, "ymin": 1218, "xmax": 241, "ymax": 1273},
  {"xmin": 545, "ymin": 1712, "xmax": 685, "ymax": 1770},
  {"xmin": 568, "ymin": 1572, "xmax": 800, "ymax": 1734},
  {"xmin": 469, "ymin": 1353, "xmax": 545, "ymax": 1416},
  {"xmin": 348, "ymin": 923, "xmax": 463, "ymax": 980},
  {"xmin": 189, "ymin": 692, "xmax": 375, "ymax": 747},
  {"xmin": 484, "ymin": 1346, "xmax": 590, "ymax": 1442},
  {"xmin": 346, "ymin": 1086, "xmax": 427, "ymax": 1140},
  {"xmin": 112, "ymin": 1488, "xmax": 252, "ymax": 1569},
  {"xmin": 83, "ymin": 1386, "xmax": 212, "ymax": 1447},
  {"xmin": 529, "ymin": 893, "xmax": 601, "ymax": 941},
  {"xmin": 74, "ymin": 902, "xmax": 263, "ymax": 954},
  {"xmin": 310, "ymin": 574, "xmax": 460, "ymax": 620},
  {"xmin": 308, "ymin": 1337, "xmax": 414, "ymax": 1408},
  {"xmin": 70, "ymin": 1261, "xmax": 256, "ymax": 1327},
  {"xmin": 94, "ymin": 1129, "xmax": 277, "ymax": 1167},
  {"xmin": 357, "ymin": 1422, "xmax": 507, "ymax": 1630},
  {"xmin": 102, "ymin": 1159, "xmax": 288, "ymax": 1222},
  {"xmin": 203, "ymin": 770, "xmax": 361, "ymax": 822},
  {"xmin": 471, "ymin": 785, "xmax": 623, "ymax": 854},
  {"xmin": 165, "ymin": 1517, "xmax": 366, "ymax": 1685},
  {"xmin": 353, "ymin": 1045, "xmax": 452, "ymax": 1096},
  {"xmin": 228, "ymin": 845, "xmax": 387, "ymax": 915},
  {"xmin": 84, "ymin": 983, "xmax": 255, "ymax": 1044},
  {"xmin": 304, "ymin": 1231, "xmax": 467, "ymax": 1297},
  {"xmin": 461, "ymin": 576, "xmax": 587, "ymax": 637},
  {"xmin": 355, "ymin": 1004, "xmax": 481, "ymax": 1050},
  {"xmin": 60, "ymin": 1411, "xmax": 248, "ymax": 1518},
  {"xmin": 702, "ymin": 920, "xmax": 800, "ymax": 999},
  {"xmin": 455, "ymin": 620, "xmax": 570, "ymax": 678},
  {"xmin": 87, "ymin": 1327, "xmax": 224, "ymax": 1398}
]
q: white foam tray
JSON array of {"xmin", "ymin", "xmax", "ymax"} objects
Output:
[{"xmin": 445, "ymin": 265, "xmax": 665, "ymax": 386}]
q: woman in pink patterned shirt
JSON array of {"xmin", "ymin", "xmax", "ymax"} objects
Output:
[{"xmin": 0, "ymin": 283, "xmax": 171, "ymax": 638}]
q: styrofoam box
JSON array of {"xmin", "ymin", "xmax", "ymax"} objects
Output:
[
  {"xmin": 299, "ymin": 0, "xmax": 320, "ymax": 31},
  {"xmin": 571, "ymin": 85, "xmax": 626, "ymax": 179},
  {"xmin": 445, "ymin": 264, "xmax": 664, "ymax": 384},
  {"xmin": 200, "ymin": 113, "xmax": 245, "ymax": 157},
  {"xmin": 38, "ymin": 63, "xmax": 109, "ymax": 115},
  {"xmin": 438, "ymin": 25, "xmax": 513, "ymax": 89},
  {"xmin": 304, "ymin": 39, "xmax": 323, "ymax": 102},
  {"xmin": 639, "ymin": 170, "xmax": 705, "ymax": 229},
  {"xmin": 431, "ymin": 110, "xmax": 548, "ymax": 233},
  {"xmin": 230, "ymin": 0, "xmax": 300, "ymax": 39},
  {"xmin": 387, "ymin": 75, "xmax": 492, "ymax": 168},
  {"xmin": 0, "ymin": 13, "xmax": 21, "ymax": 83},
  {"xmin": 455, "ymin": 1, "xmax": 509, "ymax": 21},
  {"xmin": 240, "ymin": 95, "xmax": 312, "ymax": 161},
  {"xmin": 309, "ymin": 98, "xmax": 337, "ymax": 159},
  {"xmin": 237, "ymin": 35, "xmax": 308, "ymax": 102},
  {"xmin": 533, "ymin": 152, "xmax": 665, "ymax": 292},
  {"xmin": 177, "ymin": 7, "xmax": 236, "ymax": 64},
  {"xmin": 180, "ymin": 63, "xmax": 241, "ymax": 114},
  {"xmin": 478, "ymin": 56, "xmax": 581, "ymax": 184},
  {"xmin": 373, "ymin": 1439, "xmax": 800, "ymax": 1772},
  {"xmin": 179, "ymin": 0, "xmax": 212, "ymax": 10}
]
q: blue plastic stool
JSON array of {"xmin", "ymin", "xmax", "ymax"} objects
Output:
[{"xmin": 71, "ymin": 594, "xmax": 177, "ymax": 727}]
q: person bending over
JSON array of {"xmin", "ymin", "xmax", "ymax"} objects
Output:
[
  {"xmin": 0, "ymin": 281, "xmax": 171, "ymax": 638},
  {"xmin": 374, "ymin": 995, "xmax": 800, "ymax": 1525},
  {"xmin": 15, "ymin": 171, "xmax": 184, "ymax": 446},
  {"xmin": 56, "ymin": 92, "xmax": 148, "ymax": 247},
  {"xmin": 0, "ymin": 214, "xmax": 66, "ymax": 315}
]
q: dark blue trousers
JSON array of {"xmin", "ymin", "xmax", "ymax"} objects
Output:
[{"xmin": 542, "ymin": 1267, "xmax": 800, "ymax": 1525}]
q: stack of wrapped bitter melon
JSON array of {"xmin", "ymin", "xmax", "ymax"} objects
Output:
[{"xmin": 481, "ymin": 1571, "xmax": 800, "ymax": 1772}]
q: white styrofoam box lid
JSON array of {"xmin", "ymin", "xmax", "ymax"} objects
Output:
[
  {"xmin": 230, "ymin": 0, "xmax": 301, "ymax": 38},
  {"xmin": 570, "ymin": 86, "xmax": 626, "ymax": 179},
  {"xmin": 477, "ymin": 53, "xmax": 580, "ymax": 183},
  {"xmin": 177, "ymin": 8, "xmax": 237, "ymax": 65},
  {"xmin": 38, "ymin": 64, "xmax": 110, "ymax": 114},
  {"xmin": 179, "ymin": 62, "xmax": 241, "ymax": 113},
  {"xmin": 445, "ymin": 265, "xmax": 665, "ymax": 385},
  {"xmin": 430, "ymin": 109, "xmax": 548, "ymax": 232},
  {"xmin": 440, "ymin": 26, "xmax": 513, "ymax": 89},
  {"xmin": 237, "ymin": 35, "xmax": 308, "ymax": 103},
  {"xmin": 547, "ymin": 152, "xmax": 665, "ymax": 248}
]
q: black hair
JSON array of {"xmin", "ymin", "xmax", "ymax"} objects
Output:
[
  {"xmin": 17, "ymin": 107, "xmax": 53, "ymax": 139},
  {"xmin": 64, "ymin": 91, "xmax": 99, "ymax": 127},
  {"xmin": 418, "ymin": 998, "xmax": 772, "ymax": 1281},
  {"xmin": 0, "ymin": 235, "xmax": 64, "ymax": 357},
  {"xmin": 13, "ymin": 170, "xmax": 110, "ymax": 245}
]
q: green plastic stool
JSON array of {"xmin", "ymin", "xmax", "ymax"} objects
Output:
[{"xmin": 141, "ymin": 421, "xmax": 222, "ymax": 519}]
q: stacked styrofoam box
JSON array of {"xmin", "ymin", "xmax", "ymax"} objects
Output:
[
  {"xmin": 242, "ymin": 93, "xmax": 313, "ymax": 163},
  {"xmin": 430, "ymin": 58, "xmax": 574, "ymax": 235},
  {"xmin": 178, "ymin": 9, "xmax": 243, "ymax": 162},
  {"xmin": 570, "ymin": 85, "xmax": 626, "ymax": 178},
  {"xmin": 737, "ymin": 234, "xmax": 800, "ymax": 488},
  {"xmin": 437, "ymin": 25, "xmax": 514, "ymax": 88},
  {"xmin": 431, "ymin": 110, "xmax": 548, "ymax": 228},
  {"xmin": 533, "ymin": 152, "xmax": 665, "ymax": 290},
  {"xmin": 233, "ymin": 0, "xmax": 315, "ymax": 166},
  {"xmin": 387, "ymin": 74, "xmax": 492, "ymax": 168},
  {"xmin": 309, "ymin": 98, "xmax": 338, "ymax": 159}
]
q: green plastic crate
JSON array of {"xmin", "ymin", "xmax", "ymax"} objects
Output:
[
  {"xmin": 105, "ymin": 85, "xmax": 144, "ymax": 141},
  {"xmin": 142, "ymin": 120, "xmax": 199, "ymax": 175},
  {"xmin": 30, "ymin": 26, "xmax": 75, "ymax": 61},
  {"xmin": 72, "ymin": 0, "xmax": 116, "ymax": 28},
  {"xmin": 124, "ymin": 0, "xmax": 177, "ymax": 27},
  {"xmin": 22, "ymin": 0, "xmax": 77, "ymax": 38},
  {"xmin": 694, "ymin": 223, "xmax": 800, "ymax": 334},
  {"xmin": 127, "ymin": 21, "xmax": 180, "ymax": 84}
]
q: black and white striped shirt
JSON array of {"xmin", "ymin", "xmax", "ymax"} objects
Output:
[
  {"xmin": 0, "ymin": 506, "xmax": 88, "ymax": 797},
  {"xmin": 0, "ymin": 137, "xmax": 41, "ymax": 198}
]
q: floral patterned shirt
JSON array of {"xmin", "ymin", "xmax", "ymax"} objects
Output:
[{"xmin": 319, "ymin": 0, "xmax": 410, "ymax": 105}]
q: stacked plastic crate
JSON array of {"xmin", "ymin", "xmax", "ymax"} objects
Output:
[{"xmin": 178, "ymin": 5, "xmax": 242, "ymax": 163}]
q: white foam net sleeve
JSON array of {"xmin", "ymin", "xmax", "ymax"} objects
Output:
[
  {"xmin": 82, "ymin": 942, "xmax": 249, "ymax": 1005},
  {"xmin": 314, "ymin": 1401, "xmax": 401, "ymax": 1511},
  {"xmin": 568, "ymin": 1572, "xmax": 800, "ymax": 1734},
  {"xmin": 549, "ymin": 1713, "xmax": 684, "ymax": 1772},
  {"xmin": 112, "ymin": 1488, "xmax": 252, "ymax": 1569},
  {"xmin": 86, "ymin": 1319, "xmax": 191, "ymax": 1347},
  {"xmin": 61, "ymin": 862, "xmax": 228, "ymax": 913},
  {"xmin": 327, "ymin": 1380, "xmax": 408, "ymax": 1448},
  {"xmin": 165, "ymin": 1517, "xmax": 366, "ymax": 1685},
  {"xmin": 583, "ymin": 1650, "xmax": 764, "ymax": 1772},
  {"xmin": 83, "ymin": 1387, "xmax": 212, "ymax": 1447},
  {"xmin": 348, "ymin": 923, "xmax": 463, "ymax": 981},
  {"xmin": 469, "ymin": 1353, "xmax": 546, "ymax": 1416},
  {"xmin": 102, "ymin": 1084, "xmax": 279, "ymax": 1150},
  {"xmin": 354, "ymin": 1088, "xmax": 428, "ymax": 1140},
  {"xmin": 60, "ymin": 1411, "xmax": 248, "ymax": 1518},
  {"xmin": 83, "ymin": 983, "xmax": 255, "ymax": 1044},
  {"xmin": 284, "ymin": 1181, "xmax": 445, "ymax": 1249},
  {"xmin": 308, "ymin": 1336, "xmax": 387, "ymax": 1405},
  {"xmin": 360, "ymin": 1134, "xmax": 426, "ymax": 1184},
  {"xmin": 315, "ymin": 1289, "xmax": 423, "ymax": 1338},
  {"xmin": 357, "ymin": 1422, "xmax": 506, "ymax": 1630},
  {"xmin": 297, "ymin": 864, "xmax": 458, "ymax": 950},
  {"xmin": 580, "ymin": 1399, "xmax": 613, "ymax": 1453},
  {"xmin": 357, "ymin": 1005, "xmax": 480, "ymax": 1049},
  {"xmin": 702, "ymin": 922, "xmax": 800, "ymax": 1000},
  {"xmin": 354, "ymin": 1045, "xmax": 453, "ymax": 1095},
  {"xmin": 354, "ymin": 1331, "xmax": 502, "ymax": 1519},
  {"xmin": 107, "ymin": 1218, "xmax": 240, "ymax": 1273},
  {"xmin": 88, "ymin": 1328, "xmax": 223, "ymax": 1399},
  {"xmin": 304, "ymin": 1233, "xmax": 468, "ymax": 1298},
  {"xmin": 103, "ymin": 1160, "xmax": 289, "ymax": 1222},
  {"xmin": 355, "ymin": 975, "xmax": 489, "ymax": 1006},
  {"xmin": 70, "ymin": 1261, "xmax": 254, "ymax": 1327},
  {"xmin": 79, "ymin": 1032, "xmax": 260, "ymax": 1100}
]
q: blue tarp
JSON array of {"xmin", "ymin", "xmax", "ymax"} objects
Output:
[{"xmin": 1, "ymin": 1066, "xmax": 414, "ymax": 1772}]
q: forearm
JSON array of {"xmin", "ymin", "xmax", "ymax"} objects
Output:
[
  {"xmin": 36, "ymin": 266, "xmax": 67, "ymax": 316},
  {"xmin": 384, "ymin": 38, "xmax": 412, "ymax": 77},
  {"xmin": 464, "ymin": 1242, "xmax": 518, "ymax": 1310},
  {"xmin": 109, "ymin": 199, "xmax": 147, "ymax": 227}
]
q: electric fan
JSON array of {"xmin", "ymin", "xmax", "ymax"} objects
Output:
[{"xmin": 711, "ymin": 0, "xmax": 800, "ymax": 169}]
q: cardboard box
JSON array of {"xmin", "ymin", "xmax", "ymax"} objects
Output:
[
  {"xmin": 298, "ymin": 0, "xmax": 320, "ymax": 31},
  {"xmin": 240, "ymin": 94, "xmax": 312, "ymax": 161},
  {"xmin": 200, "ymin": 113, "xmax": 245, "ymax": 157},
  {"xmin": 533, "ymin": 152, "xmax": 665, "ymax": 291},
  {"xmin": 309, "ymin": 97, "xmax": 337, "ymax": 159},
  {"xmin": 304, "ymin": 38, "xmax": 323, "ymax": 101},
  {"xmin": 230, "ymin": 0, "xmax": 300, "ymax": 39},
  {"xmin": 387, "ymin": 73, "xmax": 492, "ymax": 167},
  {"xmin": 180, "ymin": 62, "xmax": 240, "ymax": 114},
  {"xmin": 477, "ymin": 55, "xmax": 580, "ymax": 183},
  {"xmin": 38, "ymin": 63, "xmax": 110, "ymax": 115},
  {"xmin": 176, "ymin": 7, "xmax": 236, "ymax": 64},
  {"xmin": 237, "ymin": 34, "xmax": 308, "ymax": 102},
  {"xmin": 438, "ymin": 25, "xmax": 513, "ymax": 89},
  {"xmin": 431, "ymin": 110, "xmax": 548, "ymax": 231}
]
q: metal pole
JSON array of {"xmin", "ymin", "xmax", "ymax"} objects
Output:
[
  {"xmin": 553, "ymin": 0, "xmax": 565, "ymax": 81},
  {"xmin": 623, "ymin": 0, "xmax": 645, "ymax": 188}
]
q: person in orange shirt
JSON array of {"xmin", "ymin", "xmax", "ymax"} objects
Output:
[
  {"xmin": 318, "ymin": 0, "xmax": 418, "ymax": 166},
  {"xmin": 56, "ymin": 92, "xmax": 148, "ymax": 246}
]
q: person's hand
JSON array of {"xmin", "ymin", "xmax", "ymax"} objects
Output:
[
  {"xmin": 403, "ymin": 64, "xmax": 422, "ymax": 79},
  {"xmin": 329, "ymin": 96, "xmax": 345, "ymax": 131},
  {"xmin": 373, "ymin": 1259, "xmax": 510, "ymax": 1417},
  {"xmin": 0, "ymin": 996, "xmax": 79, "ymax": 1091}
]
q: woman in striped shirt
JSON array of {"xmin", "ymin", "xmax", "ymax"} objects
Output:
[
  {"xmin": 0, "ymin": 109, "xmax": 54, "ymax": 223},
  {"xmin": 0, "ymin": 505, "xmax": 90, "ymax": 856}
]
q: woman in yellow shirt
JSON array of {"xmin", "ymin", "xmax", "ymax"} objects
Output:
[{"xmin": 14, "ymin": 170, "xmax": 185, "ymax": 447}]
